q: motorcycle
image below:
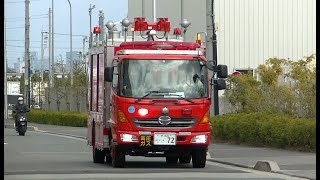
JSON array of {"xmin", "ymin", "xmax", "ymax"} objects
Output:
[{"xmin": 13, "ymin": 109, "xmax": 30, "ymax": 136}]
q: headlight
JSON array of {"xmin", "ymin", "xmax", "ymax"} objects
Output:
[
  {"xmin": 19, "ymin": 117, "xmax": 25, "ymax": 121},
  {"xmin": 120, "ymin": 134, "xmax": 138, "ymax": 142},
  {"xmin": 191, "ymin": 135, "xmax": 208, "ymax": 143}
]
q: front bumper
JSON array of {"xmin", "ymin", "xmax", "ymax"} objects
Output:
[{"xmin": 115, "ymin": 130, "xmax": 211, "ymax": 146}]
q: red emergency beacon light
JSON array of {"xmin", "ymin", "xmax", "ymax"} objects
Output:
[
  {"xmin": 93, "ymin": 26, "xmax": 101, "ymax": 34},
  {"xmin": 133, "ymin": 17, "xmax": 170, "ymax": 32},
  {"xmin": 173, "ymin": 27, "xmax": 182, "ymax": 35}
]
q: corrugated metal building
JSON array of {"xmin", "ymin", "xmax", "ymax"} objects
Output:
[{"xmin": 128, "ymin": 0, "xmax": 316, "ymax": 74}]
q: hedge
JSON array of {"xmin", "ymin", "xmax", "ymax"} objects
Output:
[
  {"xmin": 211, "ymin": 112, "xmax": 316, "ymax": 152},
  {"xmin": 26, "ymin": 109, "xmax": 87, "ymax": 127}
]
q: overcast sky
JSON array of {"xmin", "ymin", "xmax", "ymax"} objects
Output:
[{"xmin": 5, "ymin": 0, "xmax": 128, "ymax": 67}]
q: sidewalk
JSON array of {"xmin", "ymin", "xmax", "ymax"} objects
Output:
[
  {"xmin": 4, "ymin": 118, "xmax": 316, "ymax": 180},
  {"xmin": 207, "ymin": 143, "xmax": 316, "ymax": 180}
]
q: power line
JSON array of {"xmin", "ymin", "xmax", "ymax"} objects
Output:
[
  {"xmin": 54, "ymin": 33, "xmax": 87, "ymax": 37},
  {"xmin": 6, "ymin": 26, "xmax": 25, "ymax": 29},
  {"xmin": 6, "ymin": 14, "xmax": 48, "ymax": 20},
  {"xmin": 6, "ymin": 16, "xmax": 48, "ymax": 22},
  {"xmin": 7, "ymin": 45, "xmax": 84, "ymax": 49},
  {"xmin": 7, "ymin": 39, "xmax": 83, "ymax": 42}
]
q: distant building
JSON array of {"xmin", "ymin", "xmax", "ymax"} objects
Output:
[
  {"xmin": 14, "ymin": 62, "xmax": 19, "ymax": 73},
  {"xmin": 30, "ymin": 51, "xmax": 40, "ymax": 71}
]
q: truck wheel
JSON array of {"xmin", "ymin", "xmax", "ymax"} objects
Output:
[
  {"xmin": 112, "ymin": 145, "xmax": 125, "ymax": 168},
  {"xmin": 192, "ymin": 148, "xmax": 207, "ymax": 168},
  {"xmin": 166, "ymin": 156, "xmax": 178, "ymax": 164},
  {"xmin": 93, "ymin": 147, "xmax": 105, "ymax": 163},
  {"xmin": 179, "ymin": 154, "xmax": 191, "ymax": 164},
  {"xmin": 92, "ymin": 126, "xmax": 105, "ymax": 163},
  {"xmin": 18, "ymin": 132, "xmax": 25, "ymax": 136},
  {"xmin": 105, "ymin": 149, "xmax": 112, "ymax": 164}
]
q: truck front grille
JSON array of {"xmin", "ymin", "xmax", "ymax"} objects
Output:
[{"xmin": 132, "ymin": 117, "xmax": 196, "ymax": 129}]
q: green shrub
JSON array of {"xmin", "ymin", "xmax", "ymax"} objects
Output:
[
  {"xmin": 211, "ymin": 112, "xmax": 316, "ymax": 152},
  {"xmin": 27, "ymin": 109, "xmax": 87, "ymax": 127},
  {"xmin": 224, "ymin": 55, "xmax": 316, "ymax": 118}
]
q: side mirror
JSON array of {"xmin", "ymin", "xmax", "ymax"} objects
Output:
[
  {"xmin": 105, "ymin": 67, "xmax": 113, "ymax": 82},
  {"xmin": 217, "ymin": 65, "xmax": 228, "ymax": 78},
  {"xmin": 215, "ymin": 79, "xmax": 226, "ymax": 90}
]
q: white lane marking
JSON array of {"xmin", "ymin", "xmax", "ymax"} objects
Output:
[
  {"xmin": 205, "ymin": 161, "xmax": 308, "ymax": 180},
  {"xmin": 30, "ymin": 131, "xmax": 86, "ymax": 141}
]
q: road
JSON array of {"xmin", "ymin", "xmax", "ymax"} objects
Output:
[{"xmin": 4, "ymin": 128, "xmax": 304, "ymax": 180}]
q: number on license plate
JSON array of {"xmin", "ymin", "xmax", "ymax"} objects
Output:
[{"xmin": 153, "ymin": 133, "xmax": 176, "ymax": 145}]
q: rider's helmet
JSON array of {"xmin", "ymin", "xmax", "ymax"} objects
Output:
[{"xmin": 18, "ymin": 97, "xmax": 24, "ymax": 105}]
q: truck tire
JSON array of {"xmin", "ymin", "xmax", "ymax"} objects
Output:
[
  {"xmin": 18, "ymin": 132, "xmax": 25, "ymax": 136},
  {"xmin": 192, "ymin": 148, "xmax": 207, "ymax": 168},
  {"xmin": 93, "ymin": 147, "xmax": 105, "ymax": 163},
  {"xmin": 112, "ymin": 145, "xmax": 125, "ymax": 168},
  {"xmin": 179, "ymin": 154, "xmax": 191, "ymax": 164},
  {"xmin": 92, "ymin": 126, "xmax": 105, "ymax": 163},
  {"xmin": 166, "ymin": 156, "xmax": 178, "ymax": 164}
]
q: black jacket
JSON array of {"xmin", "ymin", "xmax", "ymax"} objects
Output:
[{"xmin": 14, "ymin": 103, "xmax": 29, "ymax": 113}]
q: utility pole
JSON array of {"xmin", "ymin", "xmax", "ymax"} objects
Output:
[
  {"xmin": 89, "ymin": 4, "xmax": 95, "ymax": 48},
  {"xmin": 25, "ymin": 0, "xmax": 30, "ymax": 107},
  {"xmin": 48, "ymin": 8, "xmax": 52, "ymax": 110},
  {"xmin": 82, "ymin": 36, "xmax": 86, "ymax": 69},
  {"xmin": 4, "ymin": 6, "xmax": 8, "ymax": 120},
  {"xmin": 41, "ymin": 32, "xmax": 44, "ymax": 84},
  {"xmin": 48, "ymin": 8, "xmax": 52, "ymax": 88},
  {"xmin": 51, "ymin": 0, "xmax": 55, "ymax": 87},
  {"xmin": 67, "ymin": 0, "xmax": 73, "ymax": 86},
  {"xmin": 206, "ymin": 0, "xmax": 219, "ymax": 115},
  {"xmin": 41, "ymin": 31, "xmax": 48, "ymax": 105},
  {"xmin": 98, "ymin": 10, "xmax": 105, "ymax": 42},
  {"xmin": 152, "ymin": 0, "xmax": 156, "ymax": 22}
]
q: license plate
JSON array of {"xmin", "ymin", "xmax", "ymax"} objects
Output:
[{"xmin": 154, "ymin": 133, "xmax": 176, "ymax": 145}]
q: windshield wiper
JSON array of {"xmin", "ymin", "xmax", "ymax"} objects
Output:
[
  {"xmin": 134, "ymin": 90, "xmax": 169, "ymax": 103},
  {"xmin": 167, "ymin": 94, "xmax": 195, "ymax": 104}
]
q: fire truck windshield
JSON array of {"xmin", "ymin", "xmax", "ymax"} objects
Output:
[{"xmin": 120, "ymin": 59, "xmax": 207, "ymax": 99}]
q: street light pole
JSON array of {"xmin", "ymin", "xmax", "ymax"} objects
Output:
[{"xmin": 67, "ymin": 0, "xmax": 73, "ymax": 86}]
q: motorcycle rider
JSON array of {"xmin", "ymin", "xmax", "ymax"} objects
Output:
[{"xmin": 13, "ymin": 97, "xmax": 30, "ymax": 131}]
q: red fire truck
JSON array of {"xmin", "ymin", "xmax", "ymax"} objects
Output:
[{"xmin": 87, "ymin": 17, "xmax": 228, "ymax": 168}]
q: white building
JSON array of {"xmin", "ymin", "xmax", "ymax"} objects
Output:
[{"xmin": 128, "ymin": 0, "xmax": 316, "ymax": 74}]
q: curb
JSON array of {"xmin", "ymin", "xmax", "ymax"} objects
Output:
[
  {"xmin": 207, "ymin": 158, "xmax": 253, "ymax": 169},
  {"xmin": 254, "ymin": 160, "xmax": 280, "ymax": 172},
  {"xmin": 208, "ymin": 158, "xmax": 311, "ymax": 180}
]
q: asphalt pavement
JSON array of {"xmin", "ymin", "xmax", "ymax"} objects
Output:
[{"xmin": 4, "ymin": 118, "xmax": 315, "ymax": 180}]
